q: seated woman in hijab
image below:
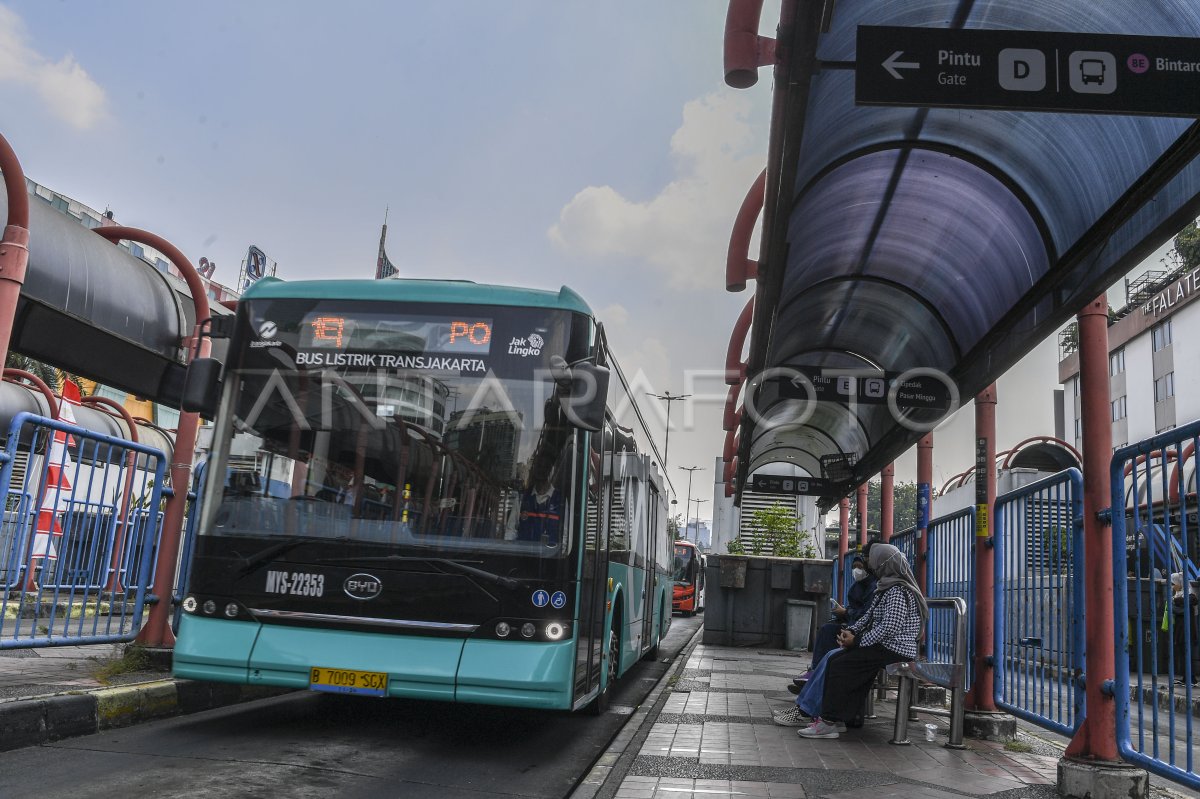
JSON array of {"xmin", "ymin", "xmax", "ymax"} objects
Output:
[
  {"xmin": 792, "ymin": 555, "xmax": 876, "ymax": 687},
  {"xmin": 794, "ymin": 543, "xmax": 926, "ymax": 739}
]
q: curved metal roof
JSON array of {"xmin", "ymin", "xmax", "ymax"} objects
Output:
[{"xmin": 736, "ymin": 0, "xmax": 1200, "ymax": 496}]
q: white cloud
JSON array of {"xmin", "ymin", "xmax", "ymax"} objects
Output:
[
  {"xmin": 548, "ymin": 90, "xmax": 765, "ymax": 291},
  {"xmin": 0, "ymin": 5, "xmax": 107, "ymax": 130},
  {"xmin": 596, "ymin": 302, "xmax": 672, "ymax": 400}
]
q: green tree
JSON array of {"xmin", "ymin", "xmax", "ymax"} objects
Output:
[
  {"xmin": 848, "ymin": 481, "xmax": 919, "ymax": 534},
  {"xmin": 1174, "ymin": 220, "xmax": 1200, "ymax": 269},
  {"xmin": 667, "ymin": 513, "xmax": 682, "ymax": 540},
  {"xmin": 742, "ymin": 503, "xmax": 817, "ymax": 558},
  {"xmin": 4, "ymin": 352, "xmax": 84, "ymax": 393}
]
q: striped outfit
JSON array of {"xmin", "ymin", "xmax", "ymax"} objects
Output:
[
  {"xmin": 846, "ymin": 586, "xmax": 922, "ymax": 660},
  {"xmin": 818, "ymin": 585, "xmax": 923, "ymax": 724}
]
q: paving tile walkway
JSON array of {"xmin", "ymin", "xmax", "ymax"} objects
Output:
[{"xmin": 610, "ymin": 642, "xmax": 1068, "ymax": 799}]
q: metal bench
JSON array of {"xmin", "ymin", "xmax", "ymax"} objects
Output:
[{"xmin": 887, "ymin": 596, "xmax": 968, "ymax": 749}]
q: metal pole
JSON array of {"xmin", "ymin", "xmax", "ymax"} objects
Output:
[
  {"xmin": 917, "ymin": 434, "xmax": 933, "ymax": 592},
  {"xmin": 93, "ymin": 226, "xmax": 211, "ymax": 650},
  {"xmin": 881, "ymin": 462, "xmax": 895, "ymax": 542},
  {"xmin": 1064, "ymin": 295, "xmax": 1120, "ymax": 763},
  {"xmin": 857, "ymin": 483, "xmax": 869, "ymax": 546},
  {"xmin": 972, "ymin": 383, "xmax": 998, "ymax": 711},
  {"xmin": 680, "ymin": 466, "xmax": 699, "ymax": 541},
  {"xmin": 648, "ymin": 391, "xmax": 691, "ymax": 471},
  {"xmin": 0, "ymin": 132, "xmax": 31, "ymax": 371},
  {"xmin": 691, "ymin": 499, "xmax": 707, "ymax": 546},
  {"xmin": 838, "ymin": 498, "xmax": 849, "ymax": 558}
]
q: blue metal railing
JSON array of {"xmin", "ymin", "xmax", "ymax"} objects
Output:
[
  {"xmin": 891, "ymin": 525, "xmax": 917, "ymax": 573},
  {"xmin": 1112, "ymin": 420, "xmax": 1199, "ymax": 790},
  {"xmin": 173, "ymin": 461, "xmax": 207, "ymax": 633},
  {"xmin": 993, "ymin": 468, "xmax": 1085, "ymax": 736},
  {"xmin": 926, "ymin": 506, "xmax": 976, "ymax": 679},
  {"xmin": 0, "ymin": 413, "xmax": 168, "ymax": 649},
  {"xmin": 0, "ymin": 490, "xmax": 34, "ymax": 589}
]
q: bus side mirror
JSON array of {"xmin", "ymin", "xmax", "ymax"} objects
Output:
[
  {"xmin": 181, "ymin": 357, "xmax": 223, "ymax": 418},
  {"xmin": 558, "ymin": 361, "xmax": 609, "ymax": 432}
]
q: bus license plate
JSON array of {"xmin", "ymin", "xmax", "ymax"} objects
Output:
[{"xmin": 308, "ymin": 667, "xmax": 388, "ymax": 697}]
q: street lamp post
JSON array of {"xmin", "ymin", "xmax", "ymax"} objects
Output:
[
  {"xmin": 647, "ymin": 391, "xmax": 691, "ymax": 469},
  {"xmin": 679, "ymin": 465, "xmax": 699, "ymax": 541},
  {"xmin": 689, "ymin": 498, "xmax": 708, "ymax": 545}
]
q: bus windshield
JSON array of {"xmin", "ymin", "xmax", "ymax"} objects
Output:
[
  {"xmin": 201, "ymin": 298, "xmax": 591, "ymax": 559},
  {"xmin": 672, "ymin": 543, "xmax": 693, "ymax": 583}
]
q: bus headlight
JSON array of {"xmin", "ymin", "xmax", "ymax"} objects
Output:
[
  {"xmin": 224, "ymin": 603, "xmax": 240, "ymax": 618},
  {"xmin": 202, "ymin": 600, "xmax": 217, "ymax": 615},
  {"xmin": 544, "ymin": 622, "xmax": 565, "ymax": 641},
  {"xmin": 495, "ymin": 622, "xmax": 511, "ymax": 638},
  {"xmin": 182, "ymin": 596, "xmax": 198, "ymax": 613},
  {"xmin": 520, "ymin": 623, "xmax": 536, "ymax": 639}
]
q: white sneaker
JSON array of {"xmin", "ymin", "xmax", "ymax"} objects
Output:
[
  {"xmin": 772, "ymin": 706, "xmax": 812, "ymax": 727},
  {"xmin": 797, "ymin": 718, "xmax": 841, "ymax": 739}
]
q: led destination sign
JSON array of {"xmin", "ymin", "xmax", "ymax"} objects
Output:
[{"xmin": 298, "ymin": 313, "xmax": 493, "ymax": 354}]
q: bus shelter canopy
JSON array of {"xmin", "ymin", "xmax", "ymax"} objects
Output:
[{"xmin": 738, "ymin": 0, "xmax": 1200, "ymax": 496}]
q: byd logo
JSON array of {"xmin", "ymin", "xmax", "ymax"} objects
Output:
[{"xmin": 343, "ymin": 573, "xmax": 383, "ymax": 600}]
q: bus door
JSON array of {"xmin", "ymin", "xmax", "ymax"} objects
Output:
[
  {"xmin": 573, "ymin": 424, "xmax": 611, "ymax": 702},
  {"xmin": 641, "ymin": 481, "xmax": 660, "ymax": 652}
]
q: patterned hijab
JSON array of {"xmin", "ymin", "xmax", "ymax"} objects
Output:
[{"xmin": 869, "ymin": 543, "xmax": 928, "ymax": 628}]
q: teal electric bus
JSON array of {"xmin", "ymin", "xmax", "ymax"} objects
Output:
[{"xmin": 173, "ymin": 278, "xmax": 672, "ymax": 712}]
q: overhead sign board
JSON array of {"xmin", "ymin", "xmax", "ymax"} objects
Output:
[
  {"xmin": 751, "ymin": 474, "xmax": 836, "ymax": 496},
  {"xmin": 775, "ymin": 368, "xmax": 953, "ymax": 411},
  {"xmin": 856, "ymin": 26, "xmax": 1200, "ymax": 116}
]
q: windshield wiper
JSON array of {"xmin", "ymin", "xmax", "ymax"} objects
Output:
[
  {"xmin": 234, "ymin": 538, "xmax": 309, "ymax": 576},
  {"xmin": 316, "ymin": 555, "xmax": 520, "ymax": 590}
]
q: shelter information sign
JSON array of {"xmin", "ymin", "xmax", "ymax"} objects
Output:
[
  {"xmin": 776, "ymin": 368, "xmax": 952, "ymax": 411},
  {"xmin": 751, "ymin": 474, "xmax": 835, "ymax": 496},
  {"xmin": 857, "ymin": 26, "xmax": 1200, "ymax": 116},
  {"xmin": 916, "ymin": 482, "xmax": 931, "ymax": 530}
]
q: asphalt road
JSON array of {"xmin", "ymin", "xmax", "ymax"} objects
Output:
[{"xmin": 0, "ymin": 613, "xmax": 702, "ymax": 799}]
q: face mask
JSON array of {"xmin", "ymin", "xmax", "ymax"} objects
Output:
[{"xmin": 852, "ymin": 568, "xmax": 867, "ymax": 582}]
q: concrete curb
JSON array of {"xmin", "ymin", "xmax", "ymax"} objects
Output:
[
  {"xmin": 570, "ymin": 627, "xmax": 703, "ymax": 799},
  {"xmin": 0, "ymin": 680, "xmax": 293, "ymax": 752}
]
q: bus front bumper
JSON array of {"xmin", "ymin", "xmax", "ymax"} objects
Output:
[{"xmin": 173, "ymin": 615, "xmax": 575, "ymax": 709}]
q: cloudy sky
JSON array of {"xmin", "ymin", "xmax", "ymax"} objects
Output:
[{"xmin": 0, "ymin": 2, "xmax": 1163, "ymax": 520}]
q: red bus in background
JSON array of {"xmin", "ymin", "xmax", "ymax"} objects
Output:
[{"xmin": 672, "ymin": 540, "xmax": 705, "ymax": 616}]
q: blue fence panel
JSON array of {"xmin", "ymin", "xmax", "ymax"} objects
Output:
[
  {"xmin": 891, "ymin": 525, "xmax": 917, "ymax": 573},
  {"xmin": 0, "ymin": 490, "xmax": 34, "ymax": 589},
  {"xmin": 1112, "ymin": 421, "xmax": 1199, "ymax": 791},
  {"xmin": 926, "ymin": 507, "xmax": 976, "ymax": 681},
  {"xmin": 173, "ymin": 461, "xmax": 207, "ymax": 633},
  {"xmin": 0, "ymin": 413, "xmax": 168, "ymax": 649},
  {"xmin": 993, "ymin": 468, "xmax": 1085, "ymax": 736},
  {"xmin": 121, "ymin": 508, "xmax": 165, "ymax": 591}
]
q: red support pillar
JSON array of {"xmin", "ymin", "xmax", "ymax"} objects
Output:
[
  {"xmin": 1064, "ymin": 295, "xmax": 1120, "ymax": 763},
  {"xmin": 838, "ymin": 498, "xmax": 849, "ymax": 558},
  {"xmin": 881, "ymin": 463, "xmax": 894, "ymax": 543},
  {"xmin": 917, "ymin": 434, "xmax": 932, "ymax": 591},
  {"xmin": 94, "ymin": 226, "xmax": 211, "ymax": 650},
  {"xmin": 857, "ymin": 483, "xmax": 869, "ymax": 546},
  {"xmin": 0, "ymin": 133, "xmax": 31, "ymax": 370},
  {"xmin": 972, "ymin": 384, "xmax": 998, "ymax": 712}
]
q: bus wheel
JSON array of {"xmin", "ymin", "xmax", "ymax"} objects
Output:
[{"xmin": 590, "ymin": 626, "xmax": 619, "ymax": 715}]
